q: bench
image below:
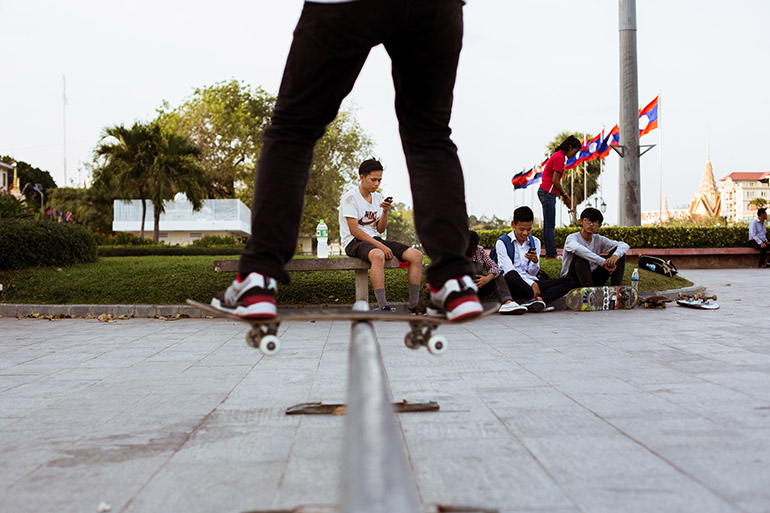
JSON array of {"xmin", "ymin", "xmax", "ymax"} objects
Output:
[{"xmin": 213, "ymin": 258, "xmax": 408, "ymax": 302}]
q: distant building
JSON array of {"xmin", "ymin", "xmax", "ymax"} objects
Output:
[
  {"xmin": 719, "ymin": 171, "xmax": 770, "ymax": 224},
  {"xmin": 113, "ymin": 193, "xmax": 251, "ymax": 245},
  {"xmin": 641, "ymin": 195, "xmax": 690, "ymax": 225},
  {"xmin": 0, "ymin": 161, "xmax": 11, "ymax": 193}
]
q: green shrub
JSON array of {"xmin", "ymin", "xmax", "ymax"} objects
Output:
[
  {"xmin": 97, "ymin": 245, "xmax": 244, "ymax": 257},
  {"xmin": 93, "ymin": 231, "xmax": 160, "ymax": 246},
  {"xmin": 0, "ymin": 219, "xmax": 97, "ymax": 270},
  {"xmin": 0, "ymin": 194, "xmax": 36, "ymax": 219},
  {"xmin": 478, "ymin": 225, "xmax": 751, "ymax": 249},
  {"xmin": 191, "ymin": 234, "xmax": 238, "ymax": 247}
]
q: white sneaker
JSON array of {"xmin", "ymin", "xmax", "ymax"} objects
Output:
[
  {"xmin": 498, "ymin": 301, "xmax": 527, "ymax": 315},
  {"xmin": 211, "ymin": 272, "xmax": 278, "ymax": 319},
  {"xmin": 543, "ymin": 305, "xmax": 555, "ymax": 312}
]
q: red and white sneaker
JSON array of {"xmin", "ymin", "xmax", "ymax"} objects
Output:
[
  {"xmin": 211, "ymin": 272, "xmax": 277, "ymax": 319},
  {"xmin": 428, "ymin": 275, "xmax": 483, "ymax": 321}
]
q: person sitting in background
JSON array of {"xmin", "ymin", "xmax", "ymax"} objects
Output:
[
  {"xmin": 561, "ymin": 207, "xmax": 630, "ymax": 287},
  {"xmin": 467, "ymin": 230, "xmax": 526, "ymax": 315},
  {"xmin": 749, "ymin": 208, "xmax": 769, "ymax": 268},
  {"xmin": 494, "ymin": 206, "xmax": 575, "ymax": 312}
]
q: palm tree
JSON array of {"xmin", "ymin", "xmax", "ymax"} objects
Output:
[
  {"xmin": 147, "ymin": 129, "xmax": 206, "ymax": 242},
  {"xmin": 95, "ymin": 123, "xmax": 156, "ymax": 238}
]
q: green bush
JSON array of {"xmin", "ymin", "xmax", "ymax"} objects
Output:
[
  {"xmin": 478, "ymin": 225, "xmax": 751, "ymax": 249},
  {"xmin": 97, "ymin": 245, "xmax": 244, "ymax": 257},
  {"xmin": 0, "ymin": 219, "xmax": 97, "ymax": 270},
  {"xmin": 94, "ymin": 231, "xmax": 158, "ymax": 246},
  {"xmin": 191, "ymin": 234, "xmax": 238, "ymax": 247},
  {"xmin": 0, "ymin": 195, "xmax": 36, "ymax": 219}
]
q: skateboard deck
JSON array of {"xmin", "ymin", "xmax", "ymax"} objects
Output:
[
  {"xmin": 676, "ymin": 293, "xmax": 719, "ymax": 310},
  {"xmin": 564, "ymin": 286, "xmax": 638, "ymax": 311},
  {"xmin": 638, "ymin": 294, "xmax": 671, "ymax": 309},
  {"xmin": 187, "ymin": 300, "xmax": 498, "ymax": 355}
]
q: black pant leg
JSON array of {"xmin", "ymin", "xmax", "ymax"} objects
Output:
[
  {"xmin": 538, "ymin": 276, "xmax": 577, "ymax": 304},
  {"xmin": 750, "ymin": 241, "xmax": 767, "ymax": 266},
  {"xmin": 504, "ymin": 271, "xmax": 536, "ymax": 301},
  {"xmin": 568, "ymin": 255, "xmax": 595, "ymax": 287},
  {"xmin": 383, "ymin": 1, "xmax": 472, "ymax": 288}
]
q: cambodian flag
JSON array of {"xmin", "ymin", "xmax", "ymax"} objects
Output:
[
  {"xmin": 639, "ymin": 96, "xmax": 659, "ymax": 137},
  {"xmin": 511, "ymin": 168, "xmax": 534, "ymax": 189},
  {"xmin": 597, "ymin": 125, "xmax": 619, "ymax": 159}
]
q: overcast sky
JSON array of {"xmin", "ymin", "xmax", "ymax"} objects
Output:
[{"xmin": 2, "ymin": 0, "xmax": 768, "ymax": 225}]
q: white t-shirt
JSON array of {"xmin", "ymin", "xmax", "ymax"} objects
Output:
[{"xmin": 339, "ymin": 189, "xmax": 384, "ymax": 248}]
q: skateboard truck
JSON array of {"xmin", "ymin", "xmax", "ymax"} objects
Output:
[
  {"xmin": 246, "ymin": 323, "xmax": 282, "ymax": 355},
  {"xmin": 404, "ymin": 319, "xmax": 447, "ymax": 355}
]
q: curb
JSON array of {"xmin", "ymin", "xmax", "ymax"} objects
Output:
[{"xmin": 0, "ymin": 285, "xmax": 710, "ymax": 318}]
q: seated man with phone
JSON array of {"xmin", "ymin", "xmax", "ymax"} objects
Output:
[
  {"xmin": 492, "ymin": 206, "xmax": 574, "ymax": 312},
  {"xmin": 339, "ymin": 158, "xmax": 424, "ymax": 312}
]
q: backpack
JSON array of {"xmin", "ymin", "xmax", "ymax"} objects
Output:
[
  {"xmin": 489, "ymin": 234, "xmax": 536, "ymax": 264},
  {"xmin": 637, "ymin": 254, "xmax": 678, "ymax": 278}
]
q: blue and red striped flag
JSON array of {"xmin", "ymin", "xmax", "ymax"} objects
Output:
[{"xmin": 639, "ymin": 96, "xmax": 659, "ymax": 137}]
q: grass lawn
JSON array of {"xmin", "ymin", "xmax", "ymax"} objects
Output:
[{"xmin": 0, "ymin": 255, "xmax": 692, "ymax": 306}]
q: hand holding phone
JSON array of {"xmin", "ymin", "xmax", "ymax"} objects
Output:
[{"xmin": 385, "ymin": 196, "xmax": 393, "ymax": 203}]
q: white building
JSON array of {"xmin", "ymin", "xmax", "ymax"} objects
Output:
[
  {"xmin": 113, "ymin": 193, "xmax": 251, "ymax": 245},
  {"xmin": 719, "ymin": 172, "xmax": 770, "ymax": 224},
  {"xmin": 0, "ymin": 161, "xmax": 12, "ymax": 194}
]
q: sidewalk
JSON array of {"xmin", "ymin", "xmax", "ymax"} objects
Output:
[{"xmin": 1, "ymin": 269, "xmax": 768, "ymax": 513}]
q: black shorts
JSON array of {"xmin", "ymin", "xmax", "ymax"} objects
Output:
[{"xmin": 345, "ymin": 237, "xmax": 411, "ymax": 263}]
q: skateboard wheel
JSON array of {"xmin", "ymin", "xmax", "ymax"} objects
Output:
[
  {"xmin": 259, "ymin": 334, "xmax": 281, "ymax": 356},
  {"xmin": 404, "ymin": 332, "xmax": 420, "ymax": 350},
  {"xmin": 426, "ymin": 335, "xmax": 447, "ymax": 355}
]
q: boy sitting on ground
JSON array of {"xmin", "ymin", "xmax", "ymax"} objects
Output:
[
  {"xmin": 561, "ymin": 207, "xmax": 630, "ymax": 287},
  {"xmin": 467, "ymin": 230, "xmax": 526, "ymax": 315},
  {"xmin": 494, "ymin": 206, "xmax": 575, "ymax": 312}
]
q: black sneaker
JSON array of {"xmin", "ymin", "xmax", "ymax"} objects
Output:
[
  {"xmin": 522, "ymin": 299, "xmax": 546, "ymax": 313},
  {"xmin": 428, "ymin": 275, "xmax": 483, "ymax": 321},
  {"xmin": 211, "ymin": 272, "xmax": 277, "ymax": 319}
]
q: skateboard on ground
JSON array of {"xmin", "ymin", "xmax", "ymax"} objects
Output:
[
  {"xmin": 187, "ymin": 300, "xmax": 499, "ymax": 356},
  {"xmin": 638, "ymin": 294, "xmax": 672, "ymax": 309},
  {"xmin": 676, "ymin": 293, "xmax": 719, "ymax": 310},
  {"xmin": 564, "ymin": 286, "xmax": 638, "ymax": 311}
]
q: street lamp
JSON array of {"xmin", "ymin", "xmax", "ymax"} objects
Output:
[
  {"xmin": 600, "ymin": 199, "xmax": 607, "ymax": 213},
  {"xmin": 33, "ymin": 183, "xmax": 44, "ymax": 215}
]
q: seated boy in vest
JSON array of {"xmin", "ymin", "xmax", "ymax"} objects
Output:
[
  {"xmin": 494, "ymin": 206, "xmax": 575, "ymax": 312},
  {"xmin": 561, "ymin": 207, "xmax": 629, "ymax": 287},
  {"xmin": 467, "ymin": 230, "xmax": 526, "ymax": 314}
]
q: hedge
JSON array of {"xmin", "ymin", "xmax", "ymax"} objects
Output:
[
  {"xmin": 478, "ymin": 225, "xmax": 751, "ymax": 250},
  {"xmin": 97, "ymin": 245, "xmax": 244, "ymax": 257},
  {"xmin": 0, "ymin": 219, "xmax": 98, "ymax": 270}
]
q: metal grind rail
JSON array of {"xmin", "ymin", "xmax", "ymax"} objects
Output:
[{"xmin": 341, "ymin": 303, "xmax": 421, "ymax": 513}]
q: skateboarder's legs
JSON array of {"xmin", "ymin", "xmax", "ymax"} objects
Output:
[{"xmin": 239, "ymin": 0, "xmax": 471, "ymax": 291}]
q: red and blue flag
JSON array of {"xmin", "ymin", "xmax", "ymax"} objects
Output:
[
  {"xmin": 597, "ymin": 125, "xmax": 619, "ymax": 158},
  {"xmin": 639, "ymin": 96, "xmax": 659, "ymax": 137}
]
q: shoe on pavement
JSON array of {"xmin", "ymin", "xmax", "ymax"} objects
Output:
[
  {"xmin": 522, "ymin": 299, "xmax": 546, "ymax": 313},
  {"xmin": 498, "ymin": 301, "xmax": 527, "ymax": 315},
  {"xmin": 543, "ymin": 305, "xmax": 555, "ymax": 312},
  {"xmin": 428, "ymin": 275, "xmax": 483, "ymax": 321},
  {"xmin": 211, "ymin": 271, "xmax": 277, "ymax": 319}
]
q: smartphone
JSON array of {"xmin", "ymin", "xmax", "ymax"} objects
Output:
[
  {"xmin": 385, "ymin": 196, "xmax": 393, "ymax": 203},
  {"xmin": 528, "ymin": 235, "xmax": 536, "ymax": 253}
]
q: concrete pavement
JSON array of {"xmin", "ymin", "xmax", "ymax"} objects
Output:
[{"xmin": 1, "ymin": 269, "xmax": 769, "ymax": 513}]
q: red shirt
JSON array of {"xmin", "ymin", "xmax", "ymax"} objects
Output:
[{"xmin": 540, "ymin": 150, "xmax": 565, "ymax": 195}]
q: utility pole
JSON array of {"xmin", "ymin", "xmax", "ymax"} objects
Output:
[
  {"xmin": 63, "ymin": 74, "xmax": 68, "ymax": 187},
  {"xmin": 618, "ymin": 0, "xmax": 640, "ymax": 226}
]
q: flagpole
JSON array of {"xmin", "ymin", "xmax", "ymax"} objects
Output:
[{"xmin": 657, "ymin": 90, "xmax": 663, "ymax": 225}]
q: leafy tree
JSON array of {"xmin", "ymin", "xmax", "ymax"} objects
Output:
[
  {"xmin": 156, "ymin": 80, "xmax": 372, "ymax": 239},
  {"xmin": 749, "ymin": 197, "xmax": 768, "ymax": 209},
  {"xmin": 94, "ymin": 122, "xmax": 158, "ymax": 238},
  {"xmin": 386, "ymin": 202, "xmax": 419, "ymax": 248},
  {"xmin": 0, "ymin": 156, "xmax": 57, "ymax": 208},
  {"xmin": 48, "ymin": 185, "xmax": 114, "ymax": 234},
  {"xmin": 94, "ymin": 122, "xmax": 206, "ymax": 242},
  {"xmin": 546, "ymin": 131, "xmax": 603, "ymax": 224},
  {"xmin": 156, "ymin": 80, "xmax": 274, "ymax": 199},
  {"xmin": 468, "ymin": 214, "xmax": 510, "ymax": 231},
  {"xmin": 146, "ymin": 130, "xmax": 206, "ymax": 242}
]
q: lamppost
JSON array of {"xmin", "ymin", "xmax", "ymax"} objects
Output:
[{"xmin": 33, "ymin": 183, "xmax": 44, "ymax": 215}]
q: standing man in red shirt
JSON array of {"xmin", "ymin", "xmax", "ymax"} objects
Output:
[{"xmin": 537, "ymin": 136, "xmax": 581, "ymax": 259}]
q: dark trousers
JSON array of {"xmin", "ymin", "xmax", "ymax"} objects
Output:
[
  {"xmin": 568, "ymin": 252, "xmax": 626, "ymax": 287},
  {"xmin": 238, "ymin": 0, "xmax": 472, "ymax": 288},
  {"xmin": 537, "ymin": 188, "xmax": 557, "ymax": 258},
  {"xmin": 472, "ymin": 263, "xmax": 513, "ymax": 303},
  {"xmin": 504, "ymin": 271, "xmax": 575, "ymax": 305},
  {"xmin": 749, "ymin": 241, "xmax": 768, "ymax": 266}
]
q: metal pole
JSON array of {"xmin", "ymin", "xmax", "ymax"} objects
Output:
[
  {"xmin": 63, "ymin": 74, "xmax": 68, "ymax": 187},
  {"xmin": 618, "ymin": 0, "xmax": 640, "ymax": 226},
  {"xmin": 342, "ymin": 304, "xmax": 421, "ymax": 513},
  {"xmin": 657, "ymin": 92, "xmax": 663, "ymax": 224}
]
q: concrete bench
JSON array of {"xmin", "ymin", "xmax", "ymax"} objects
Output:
[{"xmin": 213, "ymin": 258, "xmax": 408, "ymax": 302}]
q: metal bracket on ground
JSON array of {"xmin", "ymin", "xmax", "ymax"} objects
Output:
[{"xmin": 285, "ymin": 400, "xmax": 440, "ymax": 416}]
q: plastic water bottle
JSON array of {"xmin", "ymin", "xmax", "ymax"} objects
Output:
[
  {"xmin": 316, "ymin": 219, "xmax": 329, "ymax": 258},
  {"xmin": 631, "ymin": 268, "xmax": 639, "ymax": 292}
]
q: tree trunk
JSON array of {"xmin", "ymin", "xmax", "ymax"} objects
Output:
[
  {"xmin": 153, "ymin": 211, "xmax": 161, "ymax": 243},
  {"xmin": 139, "ymin": 197, "xmax": 147, "ymax": 239}
]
